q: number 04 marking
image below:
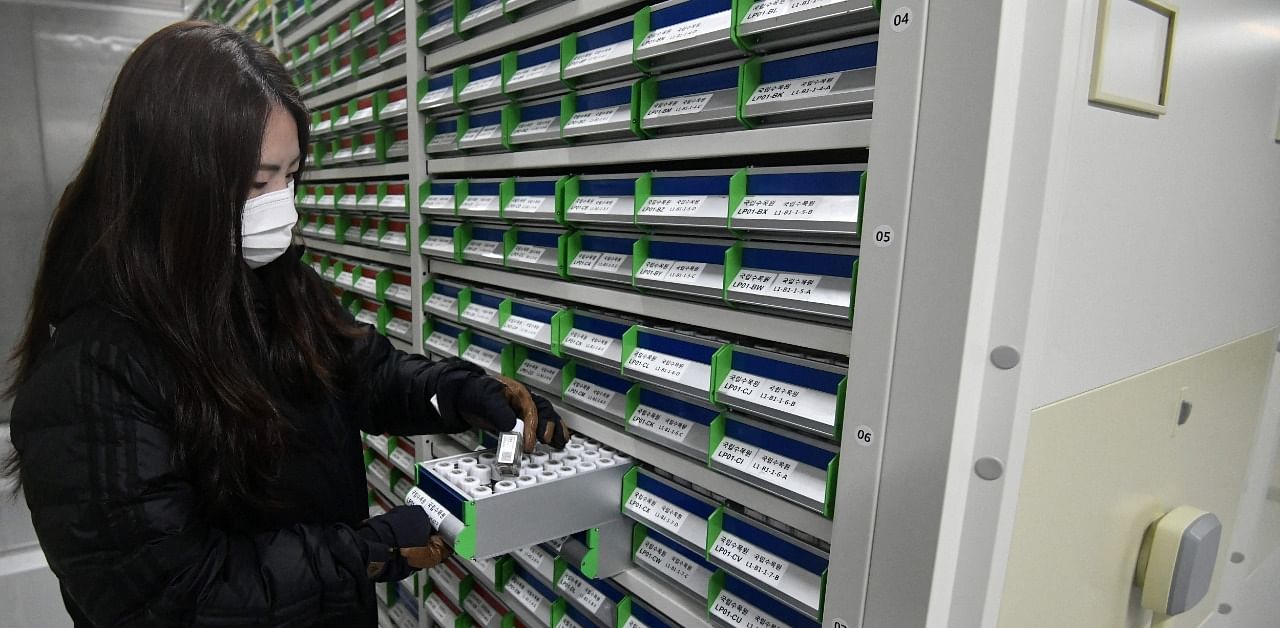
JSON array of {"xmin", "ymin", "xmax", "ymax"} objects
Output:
[{"xmin": 890, "ymin": 7, "xmax": 912, "ymax": 32}]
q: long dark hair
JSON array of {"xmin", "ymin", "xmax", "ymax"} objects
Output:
[{"xmin": 4, "ymin": 21, "xmax": 359, "ymax": 513}]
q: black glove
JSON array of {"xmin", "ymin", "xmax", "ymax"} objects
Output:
[
  {"xmin": 434, "ymin": 362, "xmax": 570, "ymax": 450},
  {"xmin": 357, "ymin": 506, "xmax": 449, "ymax": 582}
]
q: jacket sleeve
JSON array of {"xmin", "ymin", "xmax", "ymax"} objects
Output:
[
  {"xmin": 12, "ymin": 339, "xmax": 379, "ymax": 627},
  {"xmin": 343, "ymin": 320, "xmax": 479, "ymax": 437}
]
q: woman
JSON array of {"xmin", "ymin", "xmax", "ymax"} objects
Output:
[{"xmin": 4, "ymin": 21, "xmax": 568, "ymax": 627}]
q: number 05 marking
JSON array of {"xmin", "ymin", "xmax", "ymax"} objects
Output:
[{"xmin": 872, "ymin": 225, "xmax": 895, "ymax": 248}]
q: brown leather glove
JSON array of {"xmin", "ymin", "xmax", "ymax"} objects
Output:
[
  {"xmin": 400, "ymin": 534, "xmax": 453, "ymax": 569},
  {"xmin": 496, "ymin": 375, "xmax": 571, "ymax": 452},
  {"xmin": 359, "ymin": 506, "xmax": 452, "ymax": 581}
]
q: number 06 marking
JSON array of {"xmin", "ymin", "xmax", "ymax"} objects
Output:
[
  {"xmin": 854, "ymin": 425, "xmax": 875, "ymax": 447},
  {"xmin": 890, "ymin": 6, "xmax": 912, "ymax": 32}
]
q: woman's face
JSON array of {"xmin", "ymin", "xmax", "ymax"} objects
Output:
[{"xmin": 250, "ymin": 106, "xmax": 300, "ymax": 198}]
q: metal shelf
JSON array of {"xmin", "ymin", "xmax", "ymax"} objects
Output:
[
  {"xmin": 611, "ymin": 569, "xmax": 712, "ymax": 628},
  {"xmin": 303, "ymin": 161, "xmax": 410, "ymax": 180},
  {"xmin": 305, "ymin": 65, "xmax": 408, "ymax": 109},
  {"xmin": 426, "ymin": 260, "xmax": 851, "ymax": 356},
  {"xmin": 228, "ymin": 0, "xmax": 260, "ymax": 28},
  {"xmin": 282, "ymin": 0, "xmax": 363, "ymax": 48},
  {"xmin": 423, "ymin": 0, "xmax": 645, "ymax": 71},
  {"xmin": 553, "ymin": 401, "xmax": 834, "ymax": 543},
  {"xmin": 303, "ymin": 237, "xmax": 412, "ymax": 267},
  {"xmin": 425, "ymin": 120, "xmax": 871, "ymax": 174}
]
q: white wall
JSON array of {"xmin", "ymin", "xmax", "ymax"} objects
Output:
[
  {"xmin": 1027, "ymin": 0, "xmax": 1280, "ymax": 408},
  {"xmin": 922, "ymin": 1, "xmax": 1280, "ymax": 626},
  {"xmin": 0, "ymin": 2, "xmax": 180, "ymax": 626}
]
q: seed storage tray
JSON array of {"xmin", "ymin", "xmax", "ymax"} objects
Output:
[{"xmin": 410, "ymin": 443, "xmax": 633, "ymax": 559}]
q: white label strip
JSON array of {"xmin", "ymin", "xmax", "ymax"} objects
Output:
[
  {"xmin": 734, "ymin": 194, "xmax": 855, "ymax": 223},
  {"xmin": 644, "ymin": 93, "xmax": 715, "ymax": 119},
  {"xmin": 558, "ymin": 570, "xmax": 606, "ymax": 613},
  {"xmin": 635, "ymin": 259, "xmax": 674, "ymax": 280},
  {"xmin": 711, "ymin": 591, "xmax": 787, "ymax": 628},
  {"xmin": 626, "ymin": 347, "xmax": 691, "ymax": 381},
  {"xmin": 570, "ymin": 251, "xmax": 603, "ymax": 270},
  {"xmin": 355, "ymin": 311, "xmax": 379, "ymax": 326},
  {"xmin": 507, "ymin": 577, "xmax": 544, "ymax": 613},
  {"xmin": 565, "ymin": 379, "xmax": 618, "ymax": 411},
  {"xmin": 336, "ymin": 271, "xmax": 354, "ymax": 286},
  {"xmin": 381, "ymin": 233, "xmax": 407, "ymax": 248},
  {"xmin": 386, "ymin": 319, "xmax": 411, "ymax": 336},
  {"xmin": 366, "ymin": 434, "xmax": 389, "ymax": 452},
  {"xmin": 405, "ymin": 487, "xmax": 452, "ymax": 529},
  {"xmin": 423, "ymin": 193, "xmax": 455, "ymax": 209},
  {"xmin": 462, "ymin": 345, "xmax": 500, "ymax": 370},
  {"xmin": 463, "ymin": 239, "xmax": 501, "ymax": 257},
  {"xmin": 460, "ymin": 195, "xmax": 500, "ymax": 212},
  {"xmin": 509, "ymin": 60, "xmax": 558, "ymax": 84},
  {"xmin": 502, "ymin": 316, "xmax": 547, "ymax": 340},
  {"xmin": 389, "ymin": 448, "xmax": 415, "ymax": 473},
  {"xmin": 514, "ymin": 545, "xmax": 547, "ymax": 570},
  {"xmin": 562, "ymin": 329, "xmax": 616, "ymax": 356},
  {"xmin": 592, "ymin": 252, "xmax": 628, "ymax": 274},
  {"xmin": 625, "ymin": 488, "xmax": 689, "ymax": 535},
  {"xmin": 508, "ymin": 244, "xmax": 547, "ymax": 265},
  {"xmin": 462, "ymin": 74, "xmax": 501, "ymax": 95},
  {"xmin": 728, "ymin": 269, "xmax": 779, "ymax": 294},
  {"xmin": 462, "ymin": 303, "xmax": 499, "ymax": 325},
  {"xmin": 565, "ymin": 41, "xmax": 632, "ymax": 71},
  {"xmin": 464, "ymin": 593, "xmax": 499, "ymax": 625},
  {"xmin": 718, "ymin": 370, "xmax": 836, "ymax": 426},
  {"xmin": 638, "ymin": 10, "xmax": 731, "ymax": 49},
  {"xmin": 425, "ymin": 293, "xmax": 457, "ymax": 313},
  {"xmin": 639, "ymin": 195, "xmax": 709, "ymax": 216},
  {"xmin": 568, "ymin": 196, "xmax": 620, "ymax": 215},
  {"xmin": 517, "ymin": 359, "xmax": 560, "ymax": 387},
  {"xmin": 386, "ymin": 285, "xmax": 411, "ymax": 301},
  {"xmin": 426, "ymin": 333, "xmax": 459, "ymax": 355},
  {"xmin": 710, "ymin": 531, "xmax": 791, "ymax": 586},
  {"xmin": 422, "ymin": 235, "xmax": 455, "ymax": 252},
  {"xmin": 505, "ymin": 195, "xmax": 548, "ymax": 213},
  {"xmin": 635, "ymin": 536, "xmax": 711, "ymax": 593},
  {"xmin": 712, "ymin": 436, "xmax": 827, "ymax": 502},
  {"xmin": 461, "ymin": 124, "xmax": 502, "ymax": 142},
  {"xmin": 426, "ymin": 594, "xmax": 456, "ymax": 625},
  {"xmin": 747, "ymin": 72, "xmax": 842, "ymax": 105},
  {"xmin": 662, "ymin": 261, "xmax": 707, "ymax": 285},
  {"xmin": 512, "ymin": 117, "xmax": 557, "ymax": 136},
  {"xmin": 564, "ymin": 105, "xmax": 621, "ymax": 129},
  {"xmin": 630, "ymin": 404, "xmax": 696, "ymax": 442}
]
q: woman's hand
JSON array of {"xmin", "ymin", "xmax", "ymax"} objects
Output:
[
  {"xmin": 359, "ymin": 506, "xmax": 453, "ymax": 582},
  {"xmin": 440, "ymin": 367, "xmax": 570, "ymax": 451}
]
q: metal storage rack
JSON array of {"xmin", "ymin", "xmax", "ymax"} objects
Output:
[{"xmin": 196, "ymin": 0, "xmax": 926, "ymax": 626}]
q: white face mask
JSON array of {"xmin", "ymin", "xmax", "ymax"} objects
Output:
[{"xmin": 240, "ymin": 181, "xmax": 297, "ymax": 268}]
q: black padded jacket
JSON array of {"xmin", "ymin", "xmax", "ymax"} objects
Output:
[{"xmin": 9, "ymin": 259, "xmax": 474, "ymax": 627}]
